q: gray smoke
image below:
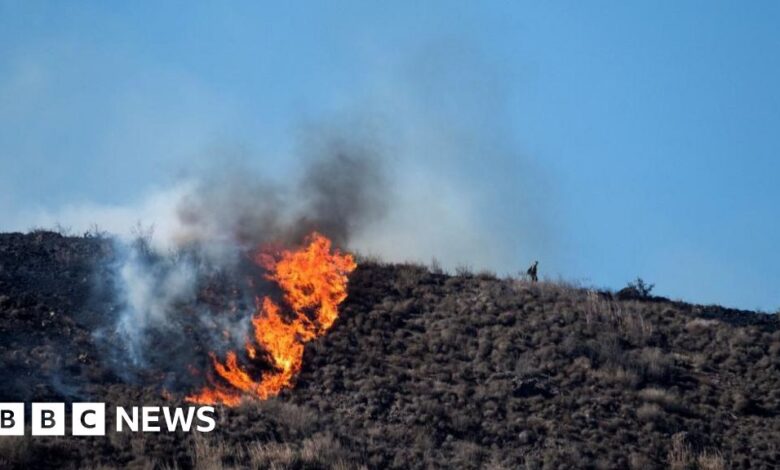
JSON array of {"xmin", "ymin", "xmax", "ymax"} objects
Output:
[
  {"xmin": 97, "ymin": 131, "xmax": 391, "ymax": 383},
  {"xmin": 296, "ymin": 142, "xmax": 389, "ymax": 247},
  {"xmin": 175, "ymin": 134, "xmax": 388, "ymax": 254}
]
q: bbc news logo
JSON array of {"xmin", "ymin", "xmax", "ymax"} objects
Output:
[{"xmin": 0, "ymin": 403, "xmax": 216, "ymax": 436}]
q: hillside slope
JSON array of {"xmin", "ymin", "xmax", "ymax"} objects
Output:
[{"xmin": 0, "ymin": 232, "xmax": 779, "ymax": 469}]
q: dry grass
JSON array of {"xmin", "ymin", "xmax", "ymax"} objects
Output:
[
  {"xmin": 183, "ymin": 426, "xmax": 359, "ymax": 469},
  {"xmin": 246, "ymin": 442, "xmax": 297, "ymax": 469},
  {"xmin": 0, "ymin": 234, "xmax": 776, "ymax": 468},
  {"xmin": 668, "ymin": 433, "xmax": 693, "ymax": 470},
  {"xmin": 584, "ymin": 294, "xmax": 654, "ymax": 345},
  {"xmin": 667, "ymin": 433, "xmax": 727, "ymax": 470},
  {"xmin": 696, "ymin": 451, "xmax": 727, "ymax": 470},
  {"xmin": 191, "ymin": 433, "xmax": 230, "ymax": 470},
  {"xmin": 245, "ymin": 433, "xmax": 354, "ymax": 470},
  {"xmin": 697, "ymin": 451, "xmax": 726, "ymax": 470}
]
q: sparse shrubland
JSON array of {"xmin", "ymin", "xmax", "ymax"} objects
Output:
[{"xmin": 0, "ymin": 232, "xmax": 779, "ymax": 468}]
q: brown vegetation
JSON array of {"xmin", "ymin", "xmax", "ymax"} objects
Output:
[{"xmin": 1, "ymin": 232, "xmax": 779, "ymax": 468}]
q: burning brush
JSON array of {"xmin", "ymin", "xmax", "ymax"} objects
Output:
[{"xmin": 186, "ymin": 232, "xmax": 356, "ymax": 406}]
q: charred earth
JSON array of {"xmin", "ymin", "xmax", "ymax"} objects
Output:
[{"xmin": 1, "ymin": 231, "xmax": 779, "ymax": 469}]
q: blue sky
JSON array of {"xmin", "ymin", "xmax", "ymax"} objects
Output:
[{"xmin": 1, "ymin": 1, "xmax": 779, "ymax": 310}]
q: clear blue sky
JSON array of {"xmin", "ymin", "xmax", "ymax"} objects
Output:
[{"xmin": 1, "ymin": 1, "xmax": 778, "ymax": 310}]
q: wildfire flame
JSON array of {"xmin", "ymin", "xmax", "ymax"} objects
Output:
[{"xmin": 186, "ymin": 232, "xmax": 356, "ymax": 406}]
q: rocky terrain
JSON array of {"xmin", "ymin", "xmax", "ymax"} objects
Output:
[{"xmin": 1, "ymin": 231, "xmax": 779, "ymax": 469}]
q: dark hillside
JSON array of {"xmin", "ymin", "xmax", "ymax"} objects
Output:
[{"xmin": 0, "ymin": 232, "xmax": 779, "ymax": 469}]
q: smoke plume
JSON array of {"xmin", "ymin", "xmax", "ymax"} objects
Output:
[
  {"xmin": 84, "ymin": 131, "xmax": 391, "ymax": 386},
  {"xmin": 173, "ymin": 135, "xmax": 388, "ymax": 253}
]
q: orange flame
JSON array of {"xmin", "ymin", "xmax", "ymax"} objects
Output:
[{"xmin": 186, "ymin": 232, "xmax": 356, "ymax": 406}]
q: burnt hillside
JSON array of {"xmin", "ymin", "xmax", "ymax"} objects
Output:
[{"xmin": 1, "ymin": 231, "xmax": 779, "ymax": 469}]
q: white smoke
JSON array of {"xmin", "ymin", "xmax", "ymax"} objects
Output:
[
  {"xmin": 112, "ymin": 244, "xmax": 198, "ymax": 365},
  {"xmin": 8, "ymin": 182, "xmax": 195, "ymax": 252}
]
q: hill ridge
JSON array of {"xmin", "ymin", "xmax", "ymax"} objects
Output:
[{"xmin": 0, "ymin": 231, "xmax": 778, "ymax": 468}]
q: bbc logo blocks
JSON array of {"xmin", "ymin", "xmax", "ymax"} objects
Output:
[
  {"xmin": 0, "ymin": 403, "xmax": 216, "ymax": 435},
  {"xmin": 0, "ymin": 403, "xmax": 105, "ymax": 436},
  {"xmin": 0, "ymin": 403, "xmax": 24, "ymax": 436},
  {"xmin": 72, "ymin": 403, "xmax": 105, "ymax": 436},
  {"xmin": 31, "ymin": 403, "xmax": 65, "ymax": 436}
]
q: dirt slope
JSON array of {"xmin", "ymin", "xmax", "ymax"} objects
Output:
[{"xmin": 0, "ymin": 232, "xmax": 779, "ymax": 469}]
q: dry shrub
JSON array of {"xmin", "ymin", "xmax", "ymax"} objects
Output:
[
  {"xmin": 533, "ymin": 278, "xmax": 584, "ymax": 299},
  {"xmin": 668, "ymin": 433, "xmax": 692, "ymax": 470},
  {"xmin": 636, "ymin": 347, "xmax": 673, "ymax": 382},
  {"xmin": 246, "ymin": 442, "xmax": 298, "ymax": 469},
  {"xmin": 584, "ymin": 295, "xmax": 652, "ymax": 345},
  {"xmin": 450, "ymin": 440, "xmax": 488, "ymax": 467},
  {"xmin": 246, "ymin": 433, "xmax": 351, "ymax": 469},
  {"xmin": 685, "ymin": 318, "xmax": 720, "ymax": 333},
  {"xmin": 584, "ymin": 291, "xmax": 623, "ymax": 324},
  {"xmin": 590, "ymin": 366, "xmax": 641, "ymax": 388},
  {"xmin": 455, "ymin": 264, "xmax": 473, "ymax": 277},
  {"xmin": 636, "ymin": 403, "xmax": 663, "ymax": 422},
  {"xmin": 476, "ymin": 269, "xmax": 498, "ymax": 280},
  {"xmin": 619, "ymin": 310, "xmax": 654, "ymax": 345},
  {"xmin": 251, "ymin": 399, "xmax": 318, "ymax": 436},
  {"xmin": 191, "ymin": 433, "xmax": 230, "ymax": 470},
  {"xmin": 665, "ymin": 433, "xmax": 724, "ymax": 470},
  {"xmin": 667, "ymin": 433, "xmax": 727, "ymax": 470},
  {"xmin": 300, "ymin": 433, "xmax": 345, "ymax": 464},
  {"xmin": 639, "ymin": 387, "xmax": 684, "ymax": 413},
  {"xmin": 481, "ymin": 452, "xmax": 511, "ymax": 470},
  {"xmin": 697, "ymin": 450, "xmax": 726, "ymax": 470},
  {"xmin": 628, "ymin": 452, "xmax": 651, "ymax": 469},
  {"xmin": 394, "ymin": 263, "xmax": 432, "ymax": 292}
]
